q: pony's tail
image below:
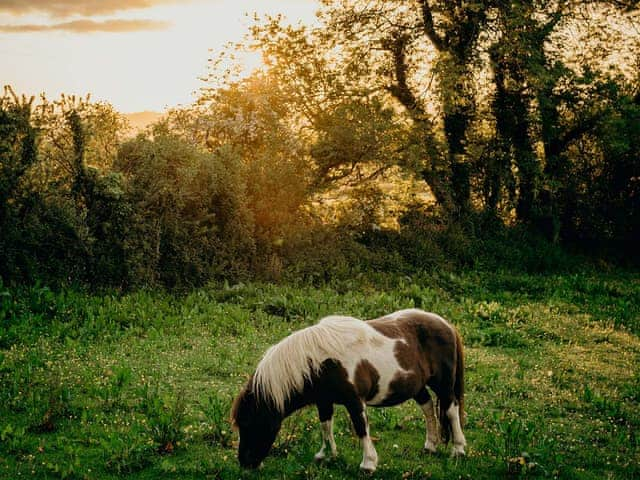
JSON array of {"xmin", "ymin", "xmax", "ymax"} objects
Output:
[
  {"xmin": 455, "ymin": 329, "xmax": 465, "ymax": 428},
  {"xmin": 439, "ymin": 329, "xmax": 464, "ymax": 444},
  {"xmin": 439, "ymin": 398, "xmax": 452, "ymax": 444}
]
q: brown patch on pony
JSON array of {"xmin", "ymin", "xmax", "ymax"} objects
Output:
[
  {"xmin": 354, "ymin": 359, "xmax": 380, "ymax": 401},
  {"xmin": 369, "ymin": 313, "xmax": 455, "ymax": 369},
  {"xmin": 381, "ymin": 371, "xmax": 422, "ymax": 406},
  {"xmin": 369, "ymin": 310, "xmax": 463, "ymax": 440},
  {"xmin": 369, "ymin": 312, "xmax": 455, "ymax": 388}
]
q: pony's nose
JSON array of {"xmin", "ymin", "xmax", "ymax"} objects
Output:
[
  {"xmin": 238, "ymin": 452, "xmax": 251, "ymax": 468},
  {"xmin": 241, "ymin": 460, "xmax": 261, "ymax": 470},
  {"xmin": 239, "ymin": 452, "xmax": 260, "ymax": 470}
]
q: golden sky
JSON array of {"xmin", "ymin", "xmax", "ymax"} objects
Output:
[{"xmin": 1, "ymin": 0, "xmax": 318, "ymax": 112}]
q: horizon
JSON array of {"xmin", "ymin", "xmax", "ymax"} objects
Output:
[{"xmin": 1, "ymin": 0, "xmax": 318, "ymax": 113}]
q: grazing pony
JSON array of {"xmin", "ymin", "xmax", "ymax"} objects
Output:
[{"xmin": 231, "ymin": 308, "xmax": 466, "ymax": 472}]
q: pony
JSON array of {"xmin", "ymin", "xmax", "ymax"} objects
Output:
[{"xmin": 231, "ymin": 308, "xmax": 466, "ymax": 472}]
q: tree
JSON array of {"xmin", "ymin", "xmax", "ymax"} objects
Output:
[
  {"xmin": 0, "ymin": 87, "xmax": 38, "ymax": 227},
  {"xmin": 249, "ymin": 0, "xmax": 639, "ymax": 244},
  {"xmin": 0, "ymin": 87, "xmax": 39, "ymax": 280},
  {"xmin": 164, "ymin": 71, "xmax": 314, "ymax": 255},
  {"xmin": 116, "ymin": 133, "xmax": 255, "ymax": 286},
  {"xmin": 487, "ymin": 1, "xmax": 639, "ymax": 240}
]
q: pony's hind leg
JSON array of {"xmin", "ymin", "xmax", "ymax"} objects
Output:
[
  {"xmin": 414, "ymin": 389, "xmax": 439, "ymax": 453},
  {"xmin": 444, "ymin": 398, "xmax": 466, "ymax": 457},
  {"xmin": 346, "ymin": 401, "xmax": 378, "ymax": 472},
  {"xmin": 314, "ymin": 403, "xmax": 337, "ymax": 461}
]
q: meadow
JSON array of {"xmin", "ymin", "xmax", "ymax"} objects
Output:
[{"xmin": 0, "ymin": 269, "xmax": 639, "ymax": 479}]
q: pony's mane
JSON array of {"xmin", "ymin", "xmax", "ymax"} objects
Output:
[{"xmin": 251, "ymin": 315, "xmax": 371, "ymax": 413}]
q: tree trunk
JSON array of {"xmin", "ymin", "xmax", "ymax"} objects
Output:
[
  {"xmin": 491, "ymin": 49, "xmax": 540, "ymax": 224},
  {"xmin": 421, "ymin": 166, "xmax": 455, "ymax": 213},
  {"xmin": 443, "ymin": 109, "xmax": 472, "ymax": 217}
]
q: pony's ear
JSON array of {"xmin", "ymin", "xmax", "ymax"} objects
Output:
[
  {"xmin": 230, "ymin": 384, "xmax": 252, "ymax": 430},
  {"xmin": 230, "ymin": 389, "xmax": 243, "ymax": 430}
]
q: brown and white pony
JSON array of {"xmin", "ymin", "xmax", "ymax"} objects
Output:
[{"xmin": 231, "ymin": 308, "xmax": 466, "ymax": 472}]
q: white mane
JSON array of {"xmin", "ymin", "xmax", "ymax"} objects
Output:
[{"xmin": 252, "ymin": 315, "xmax": 374, "ymax": 413}]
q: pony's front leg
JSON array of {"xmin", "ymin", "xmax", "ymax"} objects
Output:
[
  {"xmin": 347, "ymin": 402, "xmax": 378, "ymax": 472},
  {"xmin": 314, "ymin": 403, "xmax": 337, "ymax": 461},
  {"xmin": 415, "ymin": 389, "xmax": 439, "ymax": 453}
]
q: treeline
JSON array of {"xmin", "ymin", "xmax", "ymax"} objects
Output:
[
  {"xmin": 0, "ymin": 87, "xmax": 315, "ymax": 287},
  {"xmin": 1, "ymin": 1, "xmax": 639, "ymax": 288},
  {"xmin": 247, "ymin": 0, "xmax": 640, "ymax": 247}
]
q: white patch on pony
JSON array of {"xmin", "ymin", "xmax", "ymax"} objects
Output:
[
  {"xmin": 253, "ymin": 315, "xmax": 385, "ymax": 413},
  {"xmin": 421, "ymin": 399, "xmax": 439, "ymax": 453},
  {"xmin": 340, "ymin": 332, "xmax": 410, "ymax": 406},
  {"xmin": 446, "ymin": 402, "xmax": 467, "ymax": 457},
  {"xmin": 314, "ymin": 419, "xmax": 337, "ymax": 461},
  {"xmin": 360, "ymin": 411, "xmax": 378, "ymax": 472}
]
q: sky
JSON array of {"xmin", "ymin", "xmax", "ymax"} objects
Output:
[{"xmin": 0, "ymin": 0, "xmax": 318, "ymax": 112}]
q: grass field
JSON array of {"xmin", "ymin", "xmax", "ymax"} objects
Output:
[{"xmin": 1, "ymin": 270, "xmax": 639, "ymax": 479}]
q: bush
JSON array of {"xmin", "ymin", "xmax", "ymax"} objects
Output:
[{"xmin": 116, "ymin": 135, "xmax": 255, "ymax": 287}]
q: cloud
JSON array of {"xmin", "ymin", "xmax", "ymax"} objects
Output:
[
  {"xmin": 0, "ymin": 18, "xmax": 171, "ymax": 33},
  {"xmin": 0, "ymin": 0, "xmax": 183, "ymax": 17}
]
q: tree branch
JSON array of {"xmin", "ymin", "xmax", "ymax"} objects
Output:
[
  {"xmin": 548, "ymin": 112, "xmax": 603, "ymax": 158},
  {"xmin": 418, "ymin": 0, "xmax": 446, "ymax": 51},
  {"xmin": 384, "ymin": 31, "xmax": 424, "ymax": 117}
]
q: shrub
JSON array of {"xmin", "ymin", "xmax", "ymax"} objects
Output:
[
  {"xmin": 138, "ymin": 384, "xmax": 187, "ymax": 454},
  {"xmin": 116, "ymin": 135, "xmax": 255, "ymax": 287},
  {"xmin": 200, "ymin": 393, "xmax": 233, "ymax": 448}
]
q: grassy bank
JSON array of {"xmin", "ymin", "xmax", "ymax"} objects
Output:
[{"xmin": 1, "ymin": 270, "xmax": 639, "ymax": 479}]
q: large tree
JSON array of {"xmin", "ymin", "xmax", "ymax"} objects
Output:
[
  {"xmin": 488, "ymin": 1, "xmax": 639, "ymax": 240},
  {"xmin": 313, "ymin": 0, "xmax": 495, "ymax": 217}
]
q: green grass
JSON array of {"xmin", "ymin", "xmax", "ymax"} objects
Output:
[{"xmin": 1, "ymin": 270, "xmax": 639, "ymax": 479}]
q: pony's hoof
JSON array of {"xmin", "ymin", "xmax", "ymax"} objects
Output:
[
  {"xmin": 360, "ymin": 465, "xmax": 377, "ymax": 474},
  {"xmin": 452, "ymin": 445, "xmax": 466, "ymax": 457},
  {"xmin": 424, "ymin": 441, "xmax": 438, "ymax": 454},
  {"xmin": 360, "ymin": 452, "xmax": 378, "ymax": 473},
  {"xmin": 315, "ymin": 451, "xmax": 336, "ymax": 462}
]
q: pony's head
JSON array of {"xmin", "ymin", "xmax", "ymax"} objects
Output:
[{"xmin": 231, "ymin": 383, "xmax": 282, "ymax": 469}]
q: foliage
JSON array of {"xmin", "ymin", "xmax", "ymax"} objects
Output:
[
  {"xmin": 1, "ymin": 2, "xmax": 640, "ymax": 287},
  {"xmin": 0, "ymin": 88, "xmax": 131, "ymax": 284},
  {"xmin": 116, "ymin": 133, "xmax": 255, "ymax": 286},
  {"xmin": 245, "ymin": 0, "xmax": 640, "ymax": 248},
  {"xmin": 164, "ymin": 72, "xmax": 312, "ymax": 261},
  {"xmin": 556, "ymin": 78, "xmax": 640, "ymax": 248},
  {"xmin": 200, "ymin": 393, "xmax": 233, "ymax": 448}
]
